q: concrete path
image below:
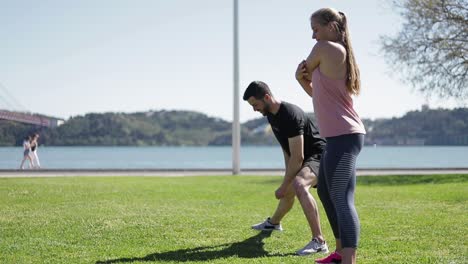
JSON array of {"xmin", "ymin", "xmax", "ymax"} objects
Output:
[{"xmin": 1, "ymin": 168, "xmax": 468, "ymax": 177}]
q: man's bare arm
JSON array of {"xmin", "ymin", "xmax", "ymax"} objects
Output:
[{"xmin": 281, "ymin": 135, "xmax": 304, "ymax": 187}]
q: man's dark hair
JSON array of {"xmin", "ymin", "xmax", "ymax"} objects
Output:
[{"xmin": 243, "ymin": 81, "xmax": 272, "ymax": 101}]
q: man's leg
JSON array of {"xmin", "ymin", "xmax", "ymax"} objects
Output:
[
  {"xmin": 270, "ymin": 184, "xmax": 295, "ymax": 224},
  {"xmin": 252, "ymin": 184, "xmax": 295, "ymax": 231},
  {"xmin": 294, "ymin": 165, "xmax": 329, "ymax": 256},
  {"xmin": 293, "ymin": 166, "xmax": 324, "ymax": 241}
]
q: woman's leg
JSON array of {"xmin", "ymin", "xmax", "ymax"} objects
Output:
[
  {"xmin": 326, "ymin": 134, "xmax": 363, "ymax": 264},
  {"xmin": 317, "ymin": 150, "xmax": 341, "ymax": 243}
]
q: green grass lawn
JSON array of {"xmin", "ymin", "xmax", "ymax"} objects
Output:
[{"xmin": 0, "ymin": 174, "xmax": 467, "ymax": 264}]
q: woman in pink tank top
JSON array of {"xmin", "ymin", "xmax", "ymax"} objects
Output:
[{"xmin": 295, "ymin": 8, "xmax": 365, "ymax": 264}]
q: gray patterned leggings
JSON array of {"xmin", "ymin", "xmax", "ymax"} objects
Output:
[{"xmin": 317, "ymin": 133, "xmax": 364, "ymax": 248}]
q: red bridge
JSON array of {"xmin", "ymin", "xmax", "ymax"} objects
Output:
[{"xmin": 0, "ymin": 110, "xmax": 64, "ymax": 127}]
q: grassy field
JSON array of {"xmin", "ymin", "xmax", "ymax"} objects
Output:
[{"xmin": 0, "ymin": 174, "xmax": 467, "ymax": 264}]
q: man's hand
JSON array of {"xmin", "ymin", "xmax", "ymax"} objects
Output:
[{"xmin": 275, "ymin": 184, "xmax": 288, "ymax": 199}]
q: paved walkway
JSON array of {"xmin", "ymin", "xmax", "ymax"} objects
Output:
[{"xmin": 1, "ymin": 168, "xmax": 468, "ymax": 177}]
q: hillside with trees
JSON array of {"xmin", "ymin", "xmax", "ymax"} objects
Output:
[
  {"xmin": 363, "ymin": 107, "xmax": 468, "ymax": 145},
  {"xmin": 0, "ymin": 107, "xmax": 467, "ymax": 146}
]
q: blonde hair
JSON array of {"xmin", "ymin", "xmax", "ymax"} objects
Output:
[{"xmin": 311, "ymin": 8, "xmax": 361, "ymax": 95}]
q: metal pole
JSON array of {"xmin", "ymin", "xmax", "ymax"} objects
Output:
[{"xmin": 232, "ymin": 0, "xmax": 241, "ymax": 175}]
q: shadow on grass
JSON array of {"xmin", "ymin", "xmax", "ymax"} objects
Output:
[{"xmin": 96, "ymin": 231, "xmax": 294, "ymax": 263}]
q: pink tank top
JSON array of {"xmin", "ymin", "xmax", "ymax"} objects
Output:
[{"xmin": 311, "ymin": 68, "xmax": 366, "ymax": 138}]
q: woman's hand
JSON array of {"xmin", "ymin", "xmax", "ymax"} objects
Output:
[
  {"xmin": 295, "ymin": 60, "xmax": 311, "ymax": 82},
  {"xmin": 295, "ymin": 59, "xmax": 314, "ymax": 97}
]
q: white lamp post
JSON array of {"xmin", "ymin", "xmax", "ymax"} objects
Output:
[{"xmin": 232, "ymin": 0, "xmax": 240, "ymax": 175}]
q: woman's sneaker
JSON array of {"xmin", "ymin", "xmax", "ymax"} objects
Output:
[
  {"xmin": 315, "ymin": 251, "xmax": 342, "ymax": 263},
  {"xmin": 296, "ymin": 237, "xmax": 329, "ymax": 256},
  {"xmin": 251, "ymin": 217, "xmax": 283, "ymax": 231}
]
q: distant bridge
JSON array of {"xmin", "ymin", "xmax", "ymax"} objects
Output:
[
  {"xmin": 0, "ymin": 110, "xmax": 64, "ymax": 127},
  {"xmin": 0, "ymin": 82, "xmax": 64, "ymax": 127}
]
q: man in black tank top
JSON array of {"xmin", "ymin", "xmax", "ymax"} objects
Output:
[{"xmin": 243, "ymin": 81, "xmax": 329, "ymax": 256}]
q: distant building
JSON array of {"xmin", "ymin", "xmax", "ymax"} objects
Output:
[{"xmin": 50, "ymin": 118, "xmax": 65, "ymax": 127}]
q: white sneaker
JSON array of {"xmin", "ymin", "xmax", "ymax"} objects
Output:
[
  {"xmin": 296, "ymin": 237, "xmax": 329, "ymax": 256},
  {"xmin": 251, "ymin": 217, "xmax": 283, "ymax": 231}
]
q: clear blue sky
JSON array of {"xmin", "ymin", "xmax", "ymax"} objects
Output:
[{"xmin": 0, "ymin": 0, "xmax": 463, "ymax": 122}]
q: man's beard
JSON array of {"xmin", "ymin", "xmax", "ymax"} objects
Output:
[{"xmin": 262, "ymin": 102, "xmax": 271, "ymax": 116}]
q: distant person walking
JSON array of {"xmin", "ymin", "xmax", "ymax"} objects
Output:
[
  {"xmin": 19, "ymin": 135, "xmax": 32, "ymax": 169},
  {"xmin": 243, "ymin": 81, "xmax": 329, "ymax": 256},
  {"xmin": 30, "ymin": 133, "xmax": 41, "ymax": 169},
  {"xmin": 295, "ymin": 8, "xmax": 366, "ymax": 264}
]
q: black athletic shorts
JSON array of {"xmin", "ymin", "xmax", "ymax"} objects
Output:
[{"xmin": 301, "ymin": 155, "xmax": 321, "ymax": 188}]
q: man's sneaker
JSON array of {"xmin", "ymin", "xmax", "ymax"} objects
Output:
[
  {"xmin": 296, "ymin": 237, "xmax": 329, "ymax": 256},
  {"xmin": 251, "ymin": 217, "xmax": 283, "ymax": 231},
  {"xmin": 315, "ymin": 251, "xmax": 342, "ymax": 263}
]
